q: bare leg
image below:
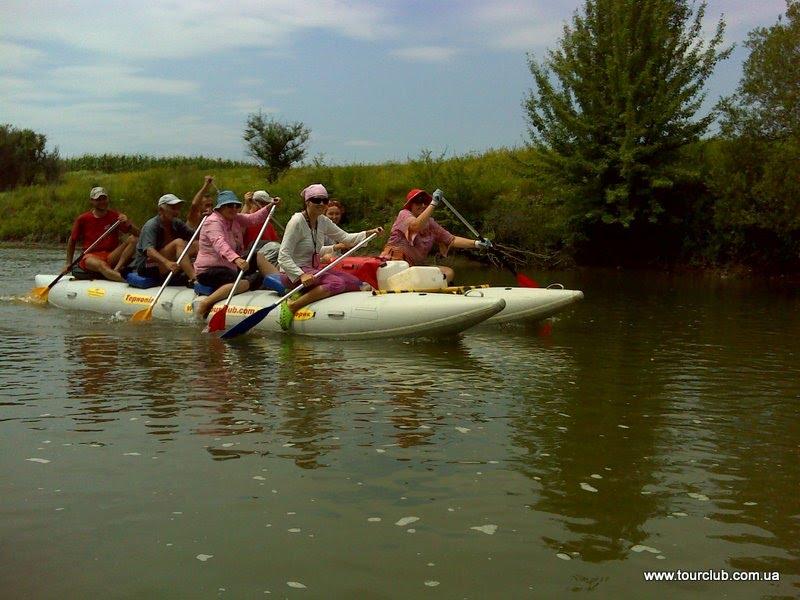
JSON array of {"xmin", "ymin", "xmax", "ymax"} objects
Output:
[
  {"xmin": 115, "ymin": 237, "xmax": 137, "ymax": 270},
  {"xmin": 158, "ymin": 239, "xmax": 196, "ymax": 280},
  {"xmin": 256, "ymin": 253, "xmax": 278, "ymax": 276},
  {"xmin": 288, "ymin": 286, "xmax": 330, "ymax": 312},
  {"xmin": 196, "ymin": 280, "xmax": 250, "ymax": 318},
  {"xmin": 84, "ymin": 255, "xmax": 126, "ymax": 282}
]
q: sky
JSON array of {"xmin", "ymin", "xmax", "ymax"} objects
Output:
[{"xmin": 0, "ymin": 0, "xmax": 789, "ymax": 165}]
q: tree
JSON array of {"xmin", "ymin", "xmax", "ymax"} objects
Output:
[
  {"xmin": 709, "ymin": 1, "xmax": 800, "ymax": 267},
  {"xmin": 524, "ymin": 0, "xmax": 730, "ymax": 259},
  {"xmin": 243, "ymin": 112, "xmax": 310, "ymax": 183},
  {"xmin": 0, "ymin": 124, "xmax": 62, "ymax": 191},
  {"xmin": 718, "ymin": 0, "xmax": 800, "ymax": 140}
]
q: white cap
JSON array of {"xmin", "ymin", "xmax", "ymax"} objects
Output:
[
  {"xmin": 157, "ymin": 193, "xmax": 184, "ymax": 207},
  {"xmin": 252, "ymin": 190, "xmax": 271, "ymax": 203},
  {"xmin": 89, "ymin": 186, "xmax": 108, "ymax": 199}
]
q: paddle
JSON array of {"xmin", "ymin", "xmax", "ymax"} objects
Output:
[
  {"xmin": 206, "ymin": 203, "xmax": 277, "ymax": 333},
  {"xmin": 436, "ymin": 192, "xmax": 538, "ymax": 288},
  {"xmin": 130, "ymin": 214, "xmax": 208, "ymax": 322},
  {"xmin": 30, "ymin": 218, "xmax": 124, "ymax": 302},
  {"xmin": 221, "ymin": 231, "xmax": 379, "ymax": 340}
]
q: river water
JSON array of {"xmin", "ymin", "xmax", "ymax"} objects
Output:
[{"xmin": 1, "ymin": 246, "xmax": 798, "ymax": 598}]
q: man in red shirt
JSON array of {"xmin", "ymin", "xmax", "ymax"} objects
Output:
[{"xmin": 66, "ymin": 187, "xmax": 140, "ymax": 282}]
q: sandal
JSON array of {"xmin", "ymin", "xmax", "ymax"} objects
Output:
[{"xmin": 278, "ymin": 300, "xmax": 294, "ymax": 331}]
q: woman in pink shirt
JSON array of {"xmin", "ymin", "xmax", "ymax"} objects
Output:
[
  {"xmin": 193, "ymin": 191, "xmax": 279, "ymax": 320},
  {"xmin": 381, "ymin": 188, "xmax": 490, "ymax": 283}
]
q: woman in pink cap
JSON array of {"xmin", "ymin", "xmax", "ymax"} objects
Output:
[
  {"xmin": 381, "ymin": 188, "xmax": 490, "ymax": 283},
  {"xmin": 277, "ymin": 183, "xmax": 383, "ymax": 330}
]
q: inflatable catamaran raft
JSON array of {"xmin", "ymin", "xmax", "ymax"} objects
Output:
[{"xmin": 33, "ymin": 259, "xmax": 583, "ymax": 339}]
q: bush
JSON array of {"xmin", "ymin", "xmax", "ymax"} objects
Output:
[{"xmin": 0, "ymin": 124, "xmax": 63, "ymax": 191}]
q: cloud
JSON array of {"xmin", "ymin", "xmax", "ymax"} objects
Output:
[
  {"xmin": 48, "ymin": 65, "xmax": 197, "ymax": 96},
  {"xmin": 0, "ymin": 41, "xmax": 45, "ymax": 70},
  {"xmin": 391, "ymin": 46, "xmax": 459, "ymax": 63},
  {"xmin": 0, "ymin": 1, "xmax": 397, "ymax": 61},
  {"xmin": 463, "ymin": 0, "xmax": 574, "ymax": 51}
]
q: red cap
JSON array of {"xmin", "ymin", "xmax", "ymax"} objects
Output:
[{"xmin": 403, "ymin": 189, "xmax": 432, "ymax": 211}]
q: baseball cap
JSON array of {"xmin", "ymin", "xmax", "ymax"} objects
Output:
[
  {"xmin": 252, "ymin": 190, "xmax": 271, "ymax": 204},
  {"xmin": 89, "ymin": 187, "xmax": 108, "ymax": 200},
  {"xmin": 157, "ymin": 193, "xmax": 184, "ymax": 207}
]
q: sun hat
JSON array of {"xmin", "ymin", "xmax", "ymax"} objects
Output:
[
  {"xmin": 403, "ymin": 188, "xmax": 432, "ymax": 211},
  {"xmin": 157, "ymin": 193, "xmax": 184, "ymax": 207},
  {"xmin": 89, "ymin": 186, "xmax": 108, "ymax": 200},
  {"xmin": 252, "ymin": 190, "xmax": 272, "ymax": 204},
  {"xmin": 214, "ymin": 190, "xmax": 242, "ymax": 210},
  {"xmin": 301, "ymin": 183, "xmax": 328, "ymax": 201}
]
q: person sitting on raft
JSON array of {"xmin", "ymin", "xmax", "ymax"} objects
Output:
[
  {"xmin": 67, "ymin": 186, "xmax": 139, "ymax": 282},
  {"xmin": 380, "ymin": 188, "xmax": 491, "ymax": 284},
  {"xmin": 320, "ymin": 199, "xmax": 350, "ymax": 262},
  {"xmin": 193, "ymin": 191, "xmax": 280, "ymax": 321},
  {"xmin": 132, "ymin": 194, "xmax": 197, "ymax": 285},
  {"xmin": 277, "ymin": 184, "xmax": 384, "ymax": 330},
  {"xmin": 187, "ymin": 175, "xmax": 215, "ymax": 230}
]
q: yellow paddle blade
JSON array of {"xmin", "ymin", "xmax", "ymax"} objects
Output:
[
  {"xmin": 130, "ymin": 307, "xmax": 153, "ymax": 322},
  {"xmin": 29, "ymin": 286, "xmax": 49, "ymax": 302}
]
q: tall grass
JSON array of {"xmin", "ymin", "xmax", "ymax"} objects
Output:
[
  {"xmin": 63, "ymin": 154, "xmax": 255, "ymax": 173},
  {"xmin": 0, "ymin": 149, "xmax": 567, "ymax": 265}
]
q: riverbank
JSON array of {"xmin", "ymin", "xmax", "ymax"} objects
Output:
[{"xmin": 3, "ymin": 146, "xmax": 798, "ymax": 272}]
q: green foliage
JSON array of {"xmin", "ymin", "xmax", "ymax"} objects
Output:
[
  {"xmin": 0, "ymin": 124, "xmax": 63, "ymax": 191},
  {"xmin": 0, "ymin": 150, "xmax": 573, "ymax": 266},
  {"xmin": 63, "ymin": 154, "xmax": 253, "ymax": 173},
  {"xmin": 524, "ymin": 0, "xmax": 731, "ymax": 259},
  {"xmin": 710, "ymin": 1, "xmax": 800, "ymax": 268},
  {"xmin": 718, "ymin": 1, "xmax": 800, "ymax": 140},
  {"xmin": 243, "ymin": 112, "xmax": 311, "ymax": 183}
]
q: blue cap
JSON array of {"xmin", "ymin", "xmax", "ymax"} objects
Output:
[{"xmin": 214, "ymin": 190, "xmax": 242, "ymax": 210}]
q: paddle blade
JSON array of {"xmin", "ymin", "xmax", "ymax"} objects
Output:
[
  {"xmin": 220, "ymin": 303, "xmax": 277, "ymax": 339},
  {"xmin": 206, "ymin": 306, "xmax": 228, "ymax": 333},
  {"xmin": 516, "ymin": 272, "xmax": 538, "ymax": 288},
  {"xmin": 29, "ymin": 286, "xmax": 49, "ymax": 302},
  {"xmin": 130, "ymin": 307, "xmax": 154, "ymax": 322}
]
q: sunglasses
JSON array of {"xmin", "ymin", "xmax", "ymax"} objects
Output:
[{"xmin": 307, "ymin": 197, "xmax": 330, "ymax": 205}]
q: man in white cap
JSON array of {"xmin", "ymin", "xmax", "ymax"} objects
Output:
[
  {"xmin": 132, "ymin": 194, "xmax": 197, "ymax": 283},
  {"xmin": 66, "ymin": 186, "xmax": 139, "ymax": 282}
]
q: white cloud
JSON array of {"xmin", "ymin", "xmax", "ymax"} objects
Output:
[
  {"xmin": 48, "ymin": 65, "xmax": 197, "ymax": 96},
  {"xmin": 391, "ymin": 46, "xmax": 459, "ymax": 63},
  {"xmin": 0, "ymin": 1, "xmax": 397, "ymax": 61},
  {"xmin": 0, "ymin": 41, "xmax": 45, "ymax": 69}
]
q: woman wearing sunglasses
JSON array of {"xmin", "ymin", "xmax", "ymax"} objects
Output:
[
  {"xmin": 277, "ymin": 184, "xmax": 383, "ymax": 330},
  {"xmin": 381, "ymin": 188, "xmax": 491, "ymax": 284}
]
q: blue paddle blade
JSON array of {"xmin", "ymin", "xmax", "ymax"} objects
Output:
[{"xmin": 220, "ymin": 302, "xmax": 278, "ymax": 339}]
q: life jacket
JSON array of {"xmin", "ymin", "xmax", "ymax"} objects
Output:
[{"xmin": 329, "ymin": 256, "xmax": 385, "ymax": 289}]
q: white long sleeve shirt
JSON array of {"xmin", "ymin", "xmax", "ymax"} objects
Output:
[{"xmin": 278, "ymin": 212, "xmax": 366, "ymax": 280}]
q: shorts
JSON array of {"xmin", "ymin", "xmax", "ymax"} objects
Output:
[
  {"xmin": 197, "ymin": 266, "xmax": 261, "ymax": 291},
  {"xmin": 79, "ymin": 251, "xmax": 111, "ymax": 271},
  {"xmin": 137, "ymin": 265, "xmax": 164, "ymax": 281}
]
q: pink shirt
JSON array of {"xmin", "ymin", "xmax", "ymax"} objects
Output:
[
  {"xmin": 382, "ymin": 209, "xmax": 455, "ymax": 266},
  {"xmin": 194, "ymin": 205, "xmax": 271, "ymax": 273}
]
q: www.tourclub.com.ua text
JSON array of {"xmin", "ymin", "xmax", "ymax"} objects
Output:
[{"xmin": 644, "ymin": 570, "xmax": 780, "ymax": 582}]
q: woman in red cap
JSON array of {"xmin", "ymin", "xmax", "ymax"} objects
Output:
[{"xmin": 381, "ymin": 188, "xmax": 490, "ymax": 283}]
